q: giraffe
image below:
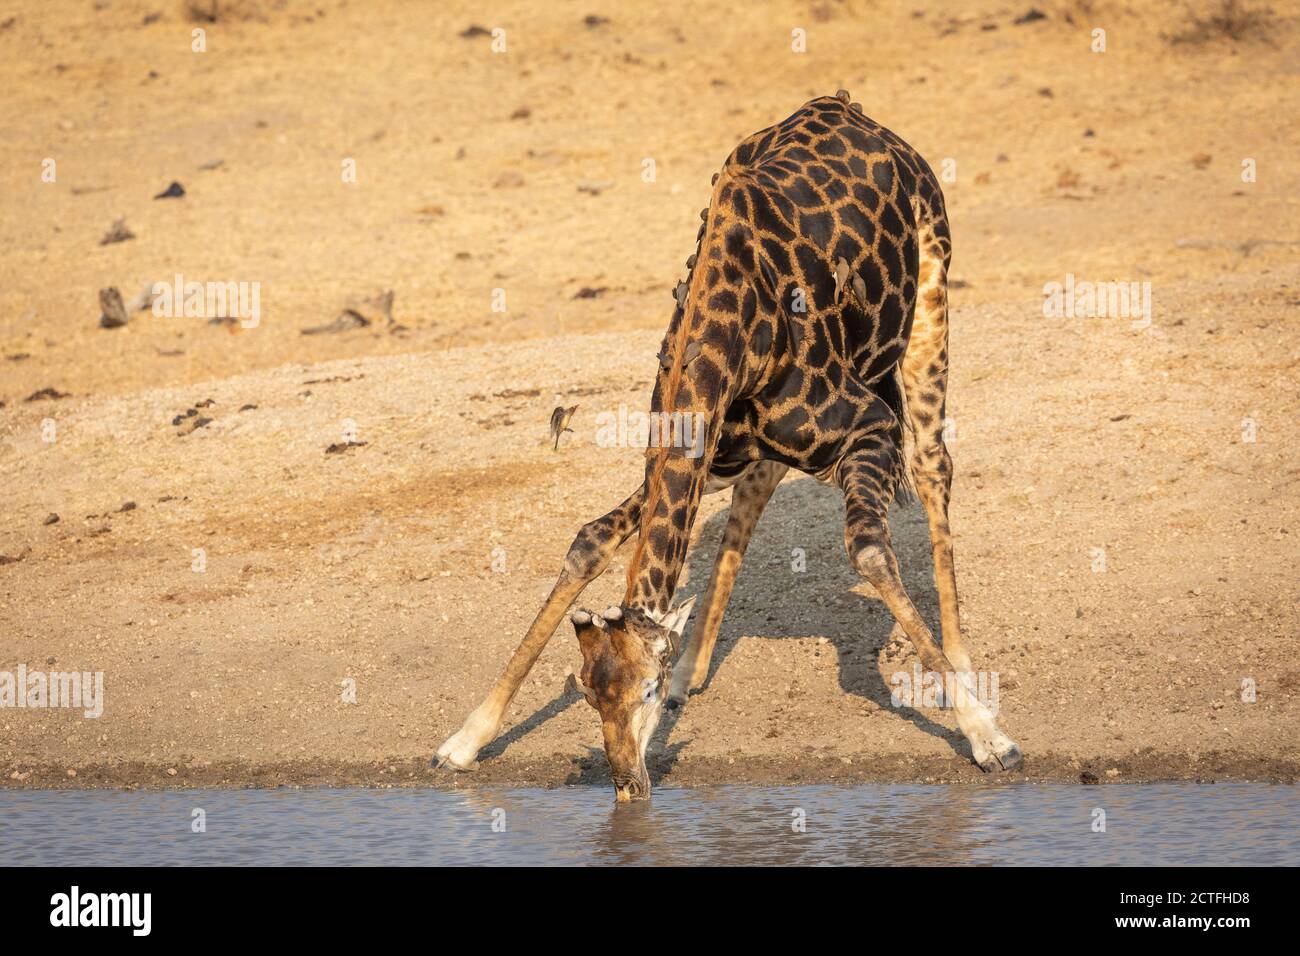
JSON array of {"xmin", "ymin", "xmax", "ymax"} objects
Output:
[{"xmin": 435, "ymin": 91, "xmax": 1022, "ymax": 800}]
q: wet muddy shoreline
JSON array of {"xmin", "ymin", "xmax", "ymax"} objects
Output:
[{"xmin": 5, "ymin": 750, "xmax": 1296, "ymax": 791}]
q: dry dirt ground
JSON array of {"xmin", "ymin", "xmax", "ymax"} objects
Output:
[{"xmin": 1, "ymin": 0, "xmax": 1298, "ymax": 791}]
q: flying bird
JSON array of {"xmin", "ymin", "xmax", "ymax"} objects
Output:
[{"xmin": 550, "ymin": 404, "xmax": 578, "ymax": 450}]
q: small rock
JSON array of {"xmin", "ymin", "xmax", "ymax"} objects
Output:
[
  {"xmin": 25, "ymin": 387, "xmax": 70, "ymax": 402},
  {"xmin": 302, "ymin": 312, "xmax": 369, "ymax": 336},
  {"xmin": 176, "ymin": 416, "xmax": 211, "ymax": 436},
  {"xmin": 302, "ymin": 290, "xmax": 393, "ymax": 336},
  {"xmin": 99, "ymin": 217, "xmax": 135, "ymax": 245},
  {"xmin": 346, "ymin": 290, "xmax": 394, "ymax": 326},
  {"xmin": 43, "ymin": 513, "xmax": 59, "ymax": 525},
  {"xmin": 99, "ymin": 287, "xmax": 129, "ymax": 328},
  {"xmin": 153, "ymin": 181, "xmax": 185, "ymax": 199}
]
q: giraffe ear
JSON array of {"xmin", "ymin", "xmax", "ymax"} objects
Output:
[
  {"xmin": 564, "ymin": 671, "xmax": 597, "ymax": 705},
  {"xmin": 653, "ymin": 595, "xmax": 697, "ymax": 656}
]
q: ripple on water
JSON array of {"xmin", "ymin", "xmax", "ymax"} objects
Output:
[{"xmin": 0, "ymin": 783, "xmax": 1296, "ymax": 866}]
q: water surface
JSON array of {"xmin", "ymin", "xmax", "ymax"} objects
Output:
[{"xmin": 1, "ymin": 783, "xmax": 1295, "ymax": 866}]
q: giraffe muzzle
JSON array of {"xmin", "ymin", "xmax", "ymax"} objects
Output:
[{"xmin": 613, "ymin": 772, "xmax": 650, "ymax": 802}]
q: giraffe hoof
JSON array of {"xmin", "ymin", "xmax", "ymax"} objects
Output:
[
  {"xmin": 432, "ymin": 752, "xmax": 478, "ymax": 772},
  {"xmin": 977, "ymin": 742, "xmax": 1023, "ymax": 773},
  {"xmin": 665, "ymin": 673, "xmax": 696, "ymax": 709},
  {"xmin": 665, "ymin": 681, "xmax": 694, "ymax": 709},
  {"xmin": 434, "ymin": 723, "xmax": 491, "ymax": 772}
]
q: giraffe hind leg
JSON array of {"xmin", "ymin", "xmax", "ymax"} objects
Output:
[
  {"xmin": 837, "ymin": 435, "xmax": 1021, "ymax": 772},
  {"xmin": 900, "ymin": 222, "xmax": 972, "ymax": 673}
]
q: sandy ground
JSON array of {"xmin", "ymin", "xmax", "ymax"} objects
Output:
[{"xmin": 1, "ymin": 0, "xmax": 1298, "ymax": 791}]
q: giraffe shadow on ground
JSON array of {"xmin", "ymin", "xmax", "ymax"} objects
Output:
[
  {"xmin": 478, "ymin": 693, "xmax": 575, "ymax": 761},
  {"xmin": 480, "ymin": 473, "xmax": 966, "ymax": 782},
  {"xmin": 648, "ymin": 472, "xmax": 969, "ymax": 781}
]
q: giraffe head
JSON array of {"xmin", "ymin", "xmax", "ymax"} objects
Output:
[{"xmin": 567, "ymin": 598, "xmax": 695, "ymax": 801}]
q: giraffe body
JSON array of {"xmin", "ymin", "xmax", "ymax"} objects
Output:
[
  {"xmin": 624, "ymin": 93, "xmax": 946, "ymax": 613},
  {"xmin": 436, "ymin": 94, "xmax": 1021, "ymax": 798}
]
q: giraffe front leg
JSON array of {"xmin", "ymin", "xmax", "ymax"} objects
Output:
[
  {"xmin": 667, "ymin": 461, "xmax": 787, "ymax": 707},
  {"xmin": 839, "ymin": 441, "xmax": 1021, "ymax": 772},
  {"xmin": 434, "ymin": 487, "xmax": 645, "ymax": 770}
]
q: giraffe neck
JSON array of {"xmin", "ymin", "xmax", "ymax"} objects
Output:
[{"xmin": 622, "ymin": 179, "xmax": 776, "ymax": 615}]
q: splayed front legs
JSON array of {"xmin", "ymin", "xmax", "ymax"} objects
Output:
[{"xmin": 434, "ymin": 487, "xmax": 645, "ymax": 770}]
